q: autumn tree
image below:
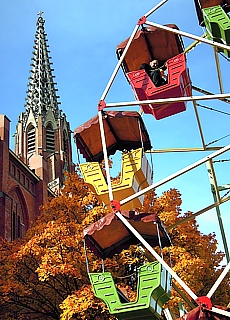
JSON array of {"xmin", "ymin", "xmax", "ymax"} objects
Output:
[
  {"xmin": 143, "ymin": 189, "xmax": 229, "ymax": 312},
  {"xmin": 0, "ymin": 172, "xmax": 229, "ymax": 319},
  {"xmin": 0, "ymin": 173, "xmax": 114, "ymax": 319}
]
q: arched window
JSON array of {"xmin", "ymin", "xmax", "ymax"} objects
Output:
[
  {"xmin": 9, "ymin": 187, "xmax": 28, "ymax": 241},
  {"xmin": 46, "ymin": 123, "xmax": 55, "ymax": 152},
  {"xmin": 27, "ymin": 125, "xmax": 36, "ymax": 153},
  {"xmin": 63, "ymin": 130, "xmax": 69, "ymax": 173},
  {"xmin": 12, "ymin": 212, "xmax": 21, "ymax": 240},
  {"xmin": 63, "ymin": 130, "xmax": 68, "ymax": 153}
]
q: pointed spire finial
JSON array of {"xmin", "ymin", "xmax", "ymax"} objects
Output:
[
  {"xmin": 38, "ymin": 11, "xmax": 44, "ymax": 17},
  {"xmin": 25, "ymin": 12, "xmax": 61, "ymax": 123}
]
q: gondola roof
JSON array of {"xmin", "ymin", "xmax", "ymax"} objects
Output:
[
  {"xmin": 116, "ymin": 24, "xmax": 184, "ymax": 73},
  {"xmin": 177, "ymin": 305, "xmax": 230, "ymax": 320},
  {"xmin": 83, "ymin": 211, "xmax": 171, "ymax": 259},
  {"xmin": 74, "ymin": 111, "xmax": 152, "ymax": 162}
]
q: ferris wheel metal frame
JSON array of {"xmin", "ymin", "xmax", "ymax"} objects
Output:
[{"xmin": 82, "ymin": 0, "xmax": 230, "ymax": 317}]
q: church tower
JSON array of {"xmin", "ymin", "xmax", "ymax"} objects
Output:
[
  {"xmin": 14, "ymin": 13, "xmax": 74, "ymax": 196},
  {"xmin": 0, "ymin": 13, "xmax": 74, "ymax": 240}
]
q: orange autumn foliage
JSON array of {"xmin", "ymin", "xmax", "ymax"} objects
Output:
[
  {"xmin": 142, "ymin": 189, "xmax": 229, "ymax": 311},
  {"xmin": 0, "ymin": 172, "xmax": 229, "ymax": 320}
]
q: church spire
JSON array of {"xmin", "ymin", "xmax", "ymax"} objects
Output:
[
  {"xmin": 15, "ymin": 14, "xmax": 74, "ymax": 194},
  {"xmin": 24, "ymin": 13, "xmax": 60, "ymax": 124}
]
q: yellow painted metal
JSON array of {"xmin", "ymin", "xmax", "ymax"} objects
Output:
[{"xmin": 80, "ymin": 148, "xmax": 152, "ymax": 210}]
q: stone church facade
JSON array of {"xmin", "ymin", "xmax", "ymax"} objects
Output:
[{"xmin": 0, "ymin": 15, "xmax": 74, "ymax": 241}]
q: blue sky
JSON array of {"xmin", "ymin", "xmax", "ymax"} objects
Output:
[{"xmin": 1, "ymin": 0, "xmax": 230, "ymax": 258}]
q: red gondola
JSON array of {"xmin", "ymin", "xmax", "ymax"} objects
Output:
[
  {"xmin": 116, "ymin": 25, "xmax": 192, "ymax": 120},
  {"xmin": 127, "ymin": 53, "xmax": 192, "ymax": 120}
]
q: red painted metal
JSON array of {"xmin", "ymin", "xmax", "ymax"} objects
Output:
[
  {"xmin": 196, "ymin": 296, "xmax": 212, "ymax": 309},
  {"xmin": 137, "ymin": 16, "xmax": 146, "ymax": 25},
  {"xmin": 110, "ymin": 200, "xmax": 120, "ymax": 212},
  {"xmin": 98, "ymin": 100, "xmax": 106, "ymax": 111},
  {"xmin": 127, "ymin": 53, "xmax": 192, "ymax": 120}
]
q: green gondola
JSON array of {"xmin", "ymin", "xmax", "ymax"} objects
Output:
[
  {"xmin": 202, "ymin": 5, "xmax": 230, "ymax": 57},
  {"xmin": 89, "ymin": 261, "xmax": 171, "ymax": 320}
]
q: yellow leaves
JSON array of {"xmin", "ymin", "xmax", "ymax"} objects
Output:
[
  {"xmin": 12, "ymin": 218, "xmax": 87, "ymax": 283},
  {"xmin": 119, "ymin": 246, "xmax": 146, "ymax": 265},
  {"xmin": 36, "ymin": 247, "xmax": 82, "ymax": 282},
  {"xmin": 116, "ymin": 283, "xmax": 137, "ymax": 302},
  {"xmin": 82, "ymin": 205, "xmax": 110, "ymax": 228},
  {"xmin": 1, "ymin": 171, "xmax": 228, "ymax": 318},
  {"xmin": 60, "ymin": 286, "xmax": 109, "ymax": 320}
]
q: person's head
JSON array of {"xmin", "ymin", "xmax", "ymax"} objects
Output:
[
  {"xmin": 150, "ymin": 60, "xmax": 158, "ymax": 68},
  {"xmin": 140, "ymin": 63, "xmax": 151, "ymax": 72}
]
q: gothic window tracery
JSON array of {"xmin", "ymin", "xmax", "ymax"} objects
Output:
[
  {"xmin": 46, "ymin": 123, "xmax": 55, "ymax": 152},
  {"xmin": 12, "ymin": 211, "xmax": 21, "ymax": 240},
  {"xmin": 63, "ymin": 130, "xmax": 69, "ymax": 172},
  {"xmin": 27, "ymin": 125, "xmax": 36, "ymax": 153},
  {"xmin": 63, "ymin": 130, "xmax": 68, "ymax": 154}
]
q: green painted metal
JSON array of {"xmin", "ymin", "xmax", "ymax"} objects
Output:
[
  {"xmin": 202, "ymin": 5, "xmax": 230, "ymax": 57},
  {"xmin": 89, "ymin": 261, "xmax": 171, "ymax": 320},
  {"xmin": 207, "ymin": 166, "xmax": 230, "ymax": 263}
]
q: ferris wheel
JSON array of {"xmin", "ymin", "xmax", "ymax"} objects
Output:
[{"xmin": 74, "ymin": 0, "xmax": 230, "ymax": 319}]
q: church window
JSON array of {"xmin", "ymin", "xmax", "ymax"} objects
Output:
[
  {"xmin": 46, "ymin": 124, "xmax": 55, "ymax": 152},
  {"xmin": 63, "ymin": 130, "xmax": 69, "ymax": 172},
  {"xmin": 63, "ymin": 130, "xmax": 68, "ymax": 153},
  {"xmin": 27, "ymin": 125, "xmax": 36, "ymax": 153},
  {"xmin": 12, "ymin": 212, "xmax": 21, "ymax": 240}
]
